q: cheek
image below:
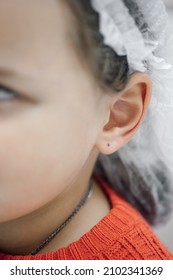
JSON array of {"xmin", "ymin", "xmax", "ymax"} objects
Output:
[{"xmin": 0, "ymin": 108, "xmax": 93, "ymax": 223}]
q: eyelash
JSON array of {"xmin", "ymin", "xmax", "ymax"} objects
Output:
[{"xmin": 0, "ymin": 85, "xmax": 17, "ymax": 102}]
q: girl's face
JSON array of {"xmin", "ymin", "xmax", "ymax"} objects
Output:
[{"xmin": 0, "ymin": 0, "xmax": 106, "ymax": 222}]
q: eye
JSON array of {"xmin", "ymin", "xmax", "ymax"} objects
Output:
[{"xmin": 0, "ymin": 85, "xmax": 17, "ymax": 102}]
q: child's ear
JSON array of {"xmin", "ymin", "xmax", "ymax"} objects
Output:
[{"xmin": 95, "ymin": 73, "xmax": 152, "ymax": 155}]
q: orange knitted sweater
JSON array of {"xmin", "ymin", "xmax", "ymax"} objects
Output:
[{"xmin": 0, "ymin": 175, "xmax": 173, "ymax": 260}]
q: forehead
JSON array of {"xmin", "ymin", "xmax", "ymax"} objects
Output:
[{"xmin": 0, "ymin": 0, "xmax": 74, "ymax": 74}]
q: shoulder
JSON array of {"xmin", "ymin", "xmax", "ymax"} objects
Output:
[{"xmin": 84, "ymin": 175, "xmax": 173, "ymax": 260}]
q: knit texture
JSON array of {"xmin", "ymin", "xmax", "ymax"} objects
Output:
[{"xmin": 0, "ymin": 175, "xmax": 173, "ymax": 260}]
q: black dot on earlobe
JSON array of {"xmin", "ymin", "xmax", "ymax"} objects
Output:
[{"xmin": 107, "ymin": 143, "xmax": 110, "ymax": 147}]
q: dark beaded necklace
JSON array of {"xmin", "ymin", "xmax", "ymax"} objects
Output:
[{"xmin": 31, "ymin": 179, "xmax": 93, "ymax": 255}]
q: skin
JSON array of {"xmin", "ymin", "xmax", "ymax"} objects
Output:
[{"xmin": 0, "ymin": 0, "xmax": 152, "ymax": 255}]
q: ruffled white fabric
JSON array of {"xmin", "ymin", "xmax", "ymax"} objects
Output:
[
  {"xmin": 91, "ymin": 0, "xmax": 173, "ymax": 184},
  {"xmin": 91, "ymin": 0, "xmax": 171, "ymax": 71}
]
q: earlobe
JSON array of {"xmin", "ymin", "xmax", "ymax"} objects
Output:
[{"xmin": 95, "ymin": 73, "xmax": 152, "ymax": 155}]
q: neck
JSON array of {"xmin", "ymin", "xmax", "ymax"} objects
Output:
[
  {"xmin": 0, "ymin": 165, "xmax": 94, "ymax": 255},
  {"xmin": 0, "ymin": 149, "xmax": 110, "ymax": 256}
]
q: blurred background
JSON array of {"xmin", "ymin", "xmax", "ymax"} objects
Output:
[
  {"xmin": 153, "ymin": 0, "xmax": 173, "ymax": 252},
  {"xmin": 165, "ymin": 0, "xmax": 173, "ymax": 25}
]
